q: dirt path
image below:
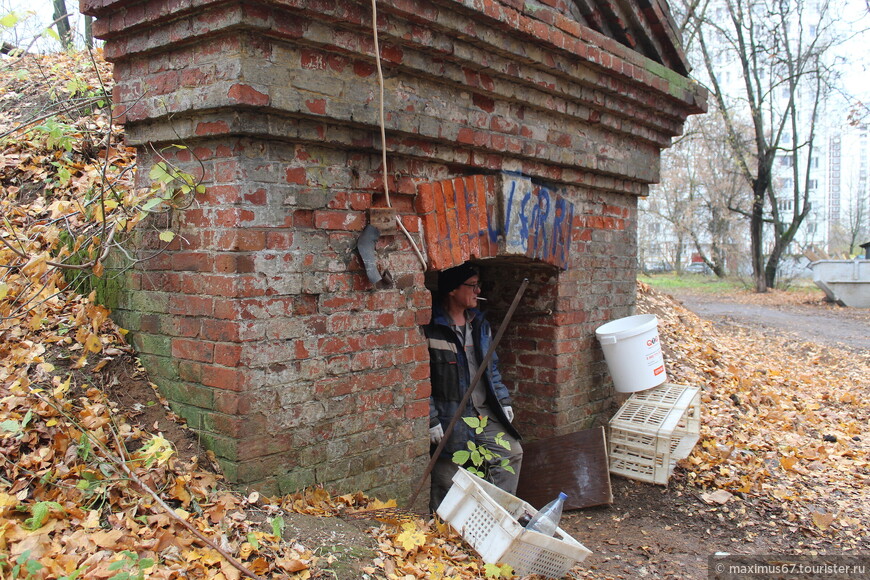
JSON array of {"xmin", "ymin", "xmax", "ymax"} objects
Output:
[
  {"xmin": 560, "ymin": 467, "xmax": 799, "ymax": 579},
  {"xmin": 668, "ymin": 290, "xmax": 870, "ymax": 353}
]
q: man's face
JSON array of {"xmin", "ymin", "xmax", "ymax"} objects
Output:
[{"xmin": 448, "ymin": 275, "xmax": 481, "ymax": 310}]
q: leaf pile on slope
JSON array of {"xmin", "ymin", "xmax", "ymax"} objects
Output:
[
  {"xmin": 1, "ymin": 50, "xmax": 196, "ymax": 331},
  {"xmin": 0, "ymin": 50, "xmax": 515, "ymax": 580},
  {"xmin": 638, "ymin": 282, "xmax": 869, "ymax": 549}
]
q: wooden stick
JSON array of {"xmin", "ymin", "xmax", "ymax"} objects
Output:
[
  {"xmin": 106, "ymin": 428, "xmax": 264, "ymax": 580},
  {"xmin": 407, "ymin": 278, "xmax": 529, "ymax": 509}
]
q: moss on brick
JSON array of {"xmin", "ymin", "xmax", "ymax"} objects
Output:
[
  {"xmin": 132, "ymin": 333, "xmax": 172, "ymax": 358},
  {"xmin": 160, "ymin": 381, "xmax": 215, "ymax": 409},
  {"xmin": 277, "ymin": 468, "xmax": 317, "ymax": 495},
  {"xmin": 136, "ymin": 353, "xmax": 177, "ymax": 382}
]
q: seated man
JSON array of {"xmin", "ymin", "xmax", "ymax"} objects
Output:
[{"xmin": 424, "ymin": 262, "xmax": 523, "ymax": 512}]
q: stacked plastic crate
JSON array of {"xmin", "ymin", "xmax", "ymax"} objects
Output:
[{"xmin": 607, "ymin": 383, "xmax": 701, "ymax": 485}]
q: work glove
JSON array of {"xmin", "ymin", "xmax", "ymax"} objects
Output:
[
  {"xmin": 429, "ymin": 423, "xmax": 444, "ymax": 445},
  {"xmin": 503, "ymin": 406, "xmax": 514, "ymax": 423}
]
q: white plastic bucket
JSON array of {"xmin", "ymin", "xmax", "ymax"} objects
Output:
[{"xmin": 595, "ymin": 314, "xmax": 666, "ymax": 393}]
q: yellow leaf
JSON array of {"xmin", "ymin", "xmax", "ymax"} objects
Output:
[
  {"xmin": 53, "ymin": 375, "xmax": 71, "ymax": 397},
  {"xmin": 29, "ymin": 310, "xmax": 45, "ymax": 331},
  {"xmin": 71, "ymin": 353, "xmax": 89, "ymax": 369},
  {"xmin": 779, "ymin": 456, "xmax": 798, "ymax": 470},
  {"xmin": 0, "ymin": 492, "xmax": 18, "ymax": 517},
  {"xmin": 396, "ymin": 522, "xmax": 426, "ymax": 552},
  {"xmin": 21, "ymin": 253, "xmax": 48, "ymax": 276},
  {"xmin": 811, "ymin": 511, "xmax": 835, "ymax": 530},
  {"xmin": 369, "ymin": 498, "xmax": 398, "ymax": 510},
  {"xmin": 83, "ymin": 509, "xmax": 101, "ymax": 530},
  {"xmin": 159, "ymin": 230, "xmax": 176, "ymax": 242},
  {"xmin": 0, "ymin": 282, "xmax": 8, "ymax": 299},
  {"xmin": 85, "ymin": 333, "xmax": 102, "ymax": 353}
]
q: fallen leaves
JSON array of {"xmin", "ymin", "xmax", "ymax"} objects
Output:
[{"xmin": 639, "ymin": 281, "xmax": 870, "ymax": 546}]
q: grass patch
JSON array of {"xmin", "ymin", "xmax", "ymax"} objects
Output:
[
  {"xmin": 639, "ymin": 273, "xmax": 824, "ymax": 295},
  {"xmin": 638, "ymin": 273, "xmax": 750, "ymax": 293}
]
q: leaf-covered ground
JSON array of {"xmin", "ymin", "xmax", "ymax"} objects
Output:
[
  {"xmin": 642, "ymin": 282, "xmax": 869, "ymax": 537},
  {"xmin": 2, "ymin": 51, "xmax": 868, "ymax": 579}
]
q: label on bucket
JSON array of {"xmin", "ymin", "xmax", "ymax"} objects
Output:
[{"xmin": 646, "ymin": 339, "xmax": 664, "ymax": 372}]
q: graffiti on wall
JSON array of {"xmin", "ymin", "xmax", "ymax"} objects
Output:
[
  {"xmin": 497, "ymin": 173, "xmax": 574, "ymax": 269},
  {"xmin": 417, "ymin": 172, "xmax": 574, "ymax": 270}
]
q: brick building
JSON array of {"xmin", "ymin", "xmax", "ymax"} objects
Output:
[{"xmin": 82, "ymin": 0, "xmax": 706, "ymax": 501}]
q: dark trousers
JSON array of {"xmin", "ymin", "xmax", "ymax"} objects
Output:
[{"xmin": 429, "ymin": 417, "xmax": 522, "ymax": 513}]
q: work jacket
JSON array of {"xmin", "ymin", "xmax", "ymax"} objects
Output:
[{"xmin": 424, "ymin": 303, "xmax": 521, "ymax": 457}]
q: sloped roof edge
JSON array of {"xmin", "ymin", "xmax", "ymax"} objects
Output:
[{"xmin": 549, "ymin": 0, "xmax": 692, "ymax": 75}]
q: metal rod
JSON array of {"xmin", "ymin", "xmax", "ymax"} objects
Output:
[{"xmin": 406, "ymin": 278, "xmax": 530, "ymax": 510}]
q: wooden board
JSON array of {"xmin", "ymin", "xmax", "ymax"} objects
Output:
[{"xmin": 515, "ymin": 427, "xmax": 613, "ymax": 510}]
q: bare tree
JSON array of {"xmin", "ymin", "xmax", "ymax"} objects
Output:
[
  {"xmin": 681, "ymin": 0, "xmax": 840, "ymax": 291},
  {"xmin": 644, "ymin": 106, "xmax": 747, "ymax": 277}
]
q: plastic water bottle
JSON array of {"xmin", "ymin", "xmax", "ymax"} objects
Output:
[{"xmin": 525, "ymin": 492, "xmax": 568, "ymax": 536}]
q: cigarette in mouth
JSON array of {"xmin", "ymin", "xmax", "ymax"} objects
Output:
[{"xmin": 476, "ymin": 297, "xmax": 487, "ymax": 301}]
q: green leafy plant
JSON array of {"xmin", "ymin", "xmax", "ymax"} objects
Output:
[
  {"xmin": 269, "ymin": 515, "xmax": 286, "ymax": 538},
  {"xmin": 0, "ymin": 410, "xmax": 34, "ymax": 438},
  {"xmin": 108, "ymin": 551, "xmax": 155, "ymax": 580},
  {"xmin": 33, "ymin": 117, "xmax": 77, "ymax": 152},
  {"xmin": 23, "ymin": 501, "xmax": 64, "ymax": 530},
  {"xmin": 452, "ymin": 416, "xmax": 515, "ymax": 479},
  {"xmin": 0, "ymin": 550, "xmax": 45, "ymax": 580}
]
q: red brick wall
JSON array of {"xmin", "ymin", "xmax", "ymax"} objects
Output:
[{"xmin": 82, "ymin": 0, "xmax": 704, "ymax": 498}]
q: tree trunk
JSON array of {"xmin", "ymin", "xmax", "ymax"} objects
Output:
[
  {"xmin": 52, "ymin": 0, "xmax": 73, "ymax": 50},
  {"xmin": 750, "ymin": 181, "xmax": 767, "ymax": 293},
  {"xmin": 85, "ymin": 15, "xmax": 93, "ymax": 49},
  {"xmin": 765, "ymin": 244, "xmax": 785, "ymax": 289}
]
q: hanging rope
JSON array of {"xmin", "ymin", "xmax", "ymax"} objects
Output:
[
  {"xmin": 370, "ymin": 0, "xmax": 390, "ymax": 209},
  {"xmin": 369, "ymin": 0, "xmax": 427, "ymax": 269}
]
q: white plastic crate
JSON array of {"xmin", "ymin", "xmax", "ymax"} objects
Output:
[
  {"xmin": 608, "ymin": 383, "xmax": 701, "ymax": 485},
  {"xmin": 436, "ymin": 469, "xmax": 591, "ymax": 578}
]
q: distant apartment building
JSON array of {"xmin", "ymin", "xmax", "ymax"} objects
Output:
[{"xmin": 642, "ymin": 0, "xmax": 870, "ymax": 273}]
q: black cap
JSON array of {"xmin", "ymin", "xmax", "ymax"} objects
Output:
[{"xmin": 438, "ymin": 262, "xmax": 478, "ymax": 294}]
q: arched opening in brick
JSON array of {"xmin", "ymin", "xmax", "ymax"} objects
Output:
[{"xmin": 424, "ymin": 257, "xmax": 610, "ymax": 444}]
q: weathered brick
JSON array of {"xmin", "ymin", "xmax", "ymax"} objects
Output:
[
  {"xmin": 90, "ymin": 0, "xmax": 697, "ymax": 496},
  {"xmin": 172, "ymin": 338, "xmax": 214, "ymax": 362}
]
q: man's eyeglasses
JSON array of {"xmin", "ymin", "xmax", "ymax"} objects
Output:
[{"xmin": 462, "ymin": 282, "xmax": 482, "ymax": 290}]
